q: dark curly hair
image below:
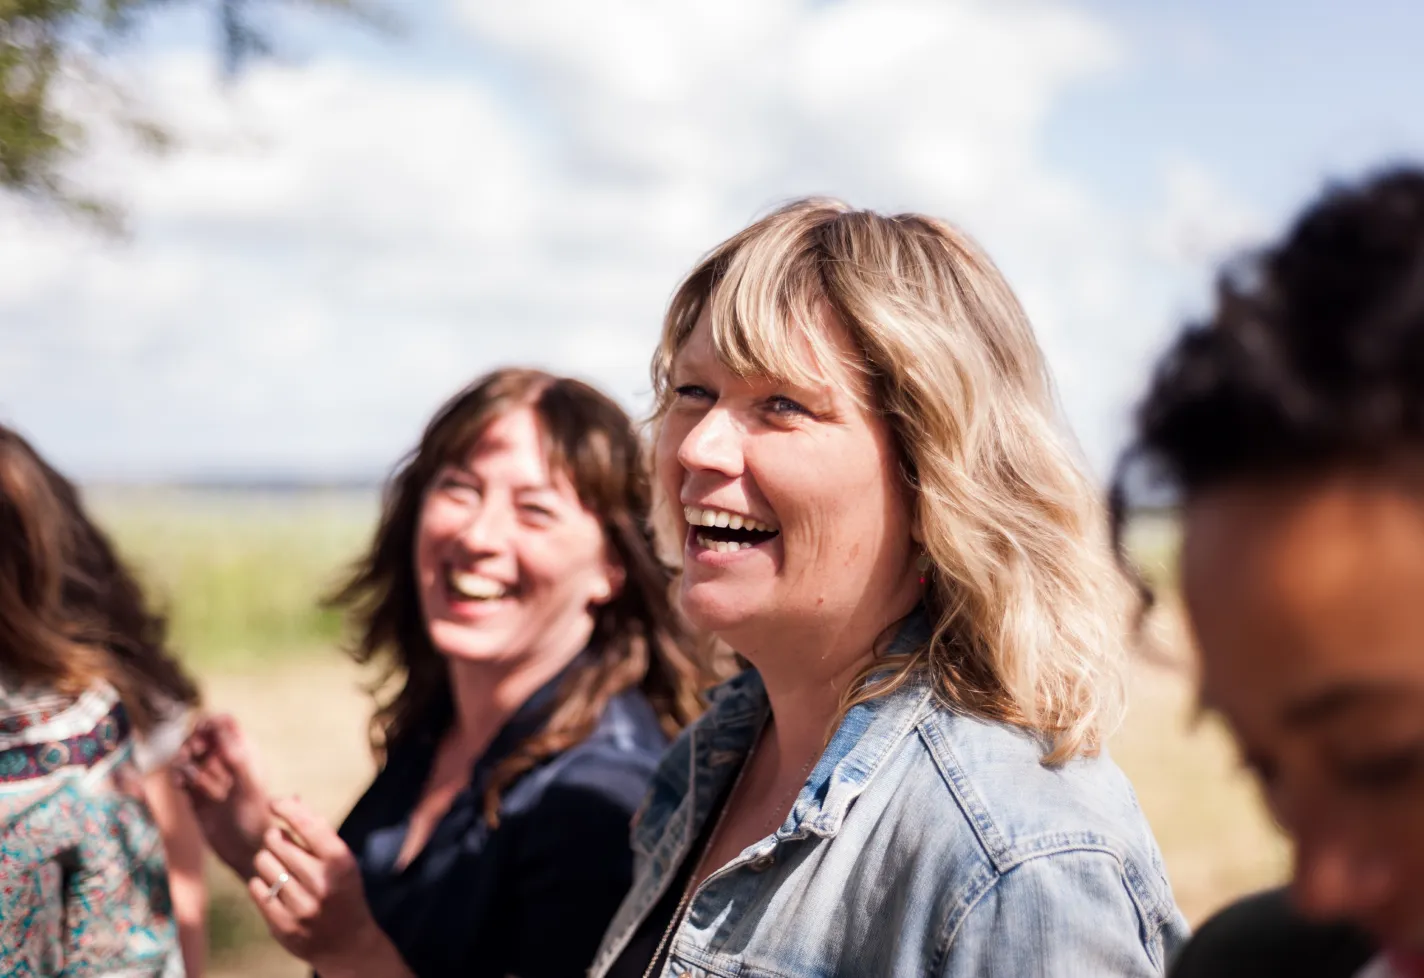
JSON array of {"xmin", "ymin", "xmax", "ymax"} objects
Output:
[{"xmin": 1111, "ymin": 166, "xmax": 1424, "ymax": 611}]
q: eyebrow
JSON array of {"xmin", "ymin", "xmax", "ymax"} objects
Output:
[{"xmin": 1280, "ymin": 682, "xmax": 1424, "ymax": 729}]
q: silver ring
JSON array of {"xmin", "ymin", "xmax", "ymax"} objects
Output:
[{"xmin": 266, "ymin": 871, "xmax": 291, "ymax": 902}]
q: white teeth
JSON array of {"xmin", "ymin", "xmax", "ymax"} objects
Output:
[
  {"xmin": 682, "ymin": 505, "xmax": 776, "ymax": 532},
  {"xmin": 694, "ymin": 535, "xmax": 754, "ymax": 554},
  {"xmin": 448, "ymin": 571, "xmax": 508, "ymax": 600},
  {"xmin": 696, "ymin": 535, "xmax": 744, "ymax": 552}
]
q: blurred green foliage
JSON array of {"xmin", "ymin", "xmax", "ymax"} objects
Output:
[
  {"xmin": 87, "ymin": 487, "xmax": 378, "ymax": 671},
  {"xmin": 0, "ymin": 0, "xmax": 372, "ymax": 223}
]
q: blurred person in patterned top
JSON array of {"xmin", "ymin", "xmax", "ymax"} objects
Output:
[{"xmin": 0, "ymin": 425, "xmax": 205, "ymax": 977}]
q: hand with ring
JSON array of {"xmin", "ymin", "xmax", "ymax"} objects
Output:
[
  {"xmin": 248, "ymin": 795, "xmax": 415, "ymax": 978},
  {"xmin": 266, "ymin": 871, "xmax": 291, "ymax": 902}
]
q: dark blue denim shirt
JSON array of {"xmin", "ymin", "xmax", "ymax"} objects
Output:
[{"xmin": 339, "ymin": 661, "xmax": 669, "ymax": 978}]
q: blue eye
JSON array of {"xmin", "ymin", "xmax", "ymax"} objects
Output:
[
  {"xmin": 673, "ymin": 385, "xmax": 713, "ymax": 401},
  {"xmin": 768, "ymin": 395, "xmax": 810, "ymax": 415}
]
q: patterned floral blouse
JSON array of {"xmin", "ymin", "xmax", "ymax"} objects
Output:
[{"xmin": 0, "ymin": 675, "xmax": 183, "ymax": 977}]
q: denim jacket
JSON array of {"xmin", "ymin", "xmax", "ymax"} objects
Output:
[{"xmin": 590, "ymin": 615, "xmax": 1189, "ymax": 978}]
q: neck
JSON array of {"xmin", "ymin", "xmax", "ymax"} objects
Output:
[
  {"xmin": 738, "ymin": 591, "xmax": 920, "ymax": 773},
  {"xmin": 441, "ymin": 617, "xmax": 594, "ymax": 757}
]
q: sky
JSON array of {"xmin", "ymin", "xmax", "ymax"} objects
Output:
[{"xmin": 3, "ymin": 0, "xmax": 1423, "ymax": 482}]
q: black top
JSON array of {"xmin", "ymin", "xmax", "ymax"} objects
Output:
[
  {"xmin": 1170, "ymin": 888, "xmax": 1376, "ymax": 978},
  {"xmin": 338, "ymin": 663, "xmax": 669, "ymax": 978}
]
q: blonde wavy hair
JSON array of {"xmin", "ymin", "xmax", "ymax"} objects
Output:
[{"xmin": 651, "ymin": 198, "xmax": 1130, "ymax": 762}]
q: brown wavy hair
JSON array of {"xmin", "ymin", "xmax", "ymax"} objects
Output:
[
  {"xmin": 330, "ymin": 368, "xmax": 711, "ymax": 823},
  {"xmin": 0, "ymin": 425, "xmax": 199, "ymax": 732}
]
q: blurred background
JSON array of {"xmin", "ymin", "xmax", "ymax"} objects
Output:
[{"xmin": 4, "ymin": 1, "xmax": 1424, "ymax": 974}]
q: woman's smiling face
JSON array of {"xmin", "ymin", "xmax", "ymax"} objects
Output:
[
  {"xmin": 414, "ymin": 405, "xmax": 618, "ymax": 669},
  {"xmin": 655, "ymin": 301, "xmax": 921, "ymax": 657}
]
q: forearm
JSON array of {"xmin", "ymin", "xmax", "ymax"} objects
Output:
[
  {"xmin": 314, "ymin": 925, "xmax": 417, "ymax": 978},
  {"xmin": 144, "ymin": 768, "xmax": 209, "ymax": 978}
]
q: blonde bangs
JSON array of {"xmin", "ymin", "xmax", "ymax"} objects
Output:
[
  {"xmin": 651, "ymin": 197, "xmax": 1131, "ymax": 762},
  {"xmin": 651, "ymin": 198, "xmax": 868, "ymax": 415}
]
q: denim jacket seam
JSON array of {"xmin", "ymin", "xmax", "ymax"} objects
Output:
[
  {"xmin": 932, "ymin": 862, "xmax": 1010, "ymax": 974},
  {"xmin": 917, "ymin": 715, "xmax": 1014, "ymax": 866},
  {"xmin": 993, "ymin": 839, "xmax": 1173, "ymax": 968},
  {"xmin": 933, "ymin": 846, "xmax": 1165, "ymax": 973},
  {"xmin": 678, "ymin": 942, "xmax": 800, "ymax": 978}
]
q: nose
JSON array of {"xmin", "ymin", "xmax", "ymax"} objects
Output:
[
  {"xmin": 457, "ymin": 495, "xmax": 513, "ymax": 553},
  {"xmin": 1290, "ymin": 830, "xmax": 1393, "ymax": 923},
  {"xmin": 675, "ymin": 405, "xmax": 744, "ymax": 478}
]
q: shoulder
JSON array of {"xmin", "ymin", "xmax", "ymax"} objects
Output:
[
  {"xmin": 508, "ymin": 688, "xmax": 672, "ymax": 834},
  {"xmin": 916, "ymin": 706, "xmax": 1162, "ymax": 860},
  {"xmin": 875, "ymin": 704, "xmax": 1181, "ymax": 934},
  {"xmin": 0, "ymin": 680, "xmax": 136, "ymax": 796},
  {"xmin": 1169, "ymin": 888, "xmax": 1374, "ymax": 978}
]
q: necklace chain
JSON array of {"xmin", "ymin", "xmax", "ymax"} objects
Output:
[{"xmin": 639, "ymin": 730, "xmax": 817, "ymax": 978}]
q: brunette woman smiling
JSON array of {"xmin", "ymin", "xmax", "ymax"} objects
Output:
[{"xmin": 179, "ymin": 369, "xmax": 712, "ymax": 978}]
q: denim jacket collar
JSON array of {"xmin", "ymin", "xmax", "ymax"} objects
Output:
[
  {"xmin": 600, "ymin": 606, "xmax": 1191, "ymax": 978},
  {"xmin": 632, "ymin": 609, "xmax": 937, "ymax": 861}
]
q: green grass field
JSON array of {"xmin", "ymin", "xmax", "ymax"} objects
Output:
[
  {"xmin": 83, "ymin": 488, "xmax": 1284, "ymax": 976},
  {"xmin": 89, "ymin": 487, "xmax": 380, "ymax": 671}
]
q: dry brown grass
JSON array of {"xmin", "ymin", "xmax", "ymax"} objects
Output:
[{"xmin": 201, "ymin": 609, "xmax": 1286, "ymax": 975}]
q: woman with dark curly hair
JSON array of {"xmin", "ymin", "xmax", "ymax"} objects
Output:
[
  {"xmin": 180, "ymin": 368, "xmax": 715, "ymax": 978},
  {"xmin": 0, "ymin": 425, "xmax": 204, "ymax": 978},
  {"xmin": 1114, "ymin": 167, "xmax": 1424, "ymax": 978}
]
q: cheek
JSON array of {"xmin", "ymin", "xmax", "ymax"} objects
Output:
[
  {"xmin": 516, "ymin": 529, "xmax": 608, "ymax": 597},
  {"xmin": 767, "ymin": 445, "xmax": 902, "ymax": 545},
  {"xmin": 413, "ymin": 511, "xmax": 446, "ymax": 574},
  {"xmin": 655, "ymin": 421, "xmax": 688, "ymax": 492}
]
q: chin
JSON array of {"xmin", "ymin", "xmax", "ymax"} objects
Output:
[
  {"xmin": 427, "ymin": 621, "xmax": 509, "ymax": 664},
  {"xmin": 679, "ymin": 581, "xmax": 761, "ymax": 637}
]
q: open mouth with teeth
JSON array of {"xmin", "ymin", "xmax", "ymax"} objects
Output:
[
  {"xmin": 683, "ymin": 505, "xmax": 780, "ymax": 553},
  {"xmin": 446, "ymin": 569, "xmax": 518, "ymax": 602}
]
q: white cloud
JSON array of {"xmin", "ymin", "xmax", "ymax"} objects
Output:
[
  {"xmin": 1147, "ymin": 158, "xmax": 1265, "ymax": 268},
  {"xmin": 0, "ymin": 0, "xmax": 1250, "ymax": 479}
]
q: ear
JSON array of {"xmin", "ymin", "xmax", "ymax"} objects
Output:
[{"xmin": 591, "ymin": 547, "xmax": 626, "ymax": 607}]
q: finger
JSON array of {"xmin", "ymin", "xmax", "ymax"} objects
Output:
[
  {"xmin": 210, "ymin": 715, "xmax": 256, "ymax": 770},
  {"xmin": 263, "ymin": 824, "xmax": 325, "ymax": 895},
  {"xmin": 253, "ymin": 848, "xmax": 320, "ymax": 920},
  {"xmin": 185, "ymin": 754, "xmax": 234, "ymax": 802},
  {"xmin": 179, "ymin": 720, "xmax": 220, "ymax": 764},
  {"xmin": 247, "ymin": 873, "xmax": 302, "ymax": 938},
  {"xmin": 270, "ymin": 796, "xmax": 348, "ymax": 862},
  {"xmin": 171, "ymin": 759, "xmax": 198, "ymax": 788}
]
